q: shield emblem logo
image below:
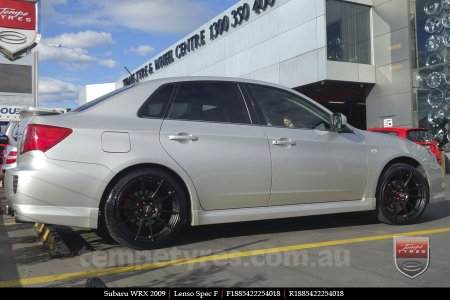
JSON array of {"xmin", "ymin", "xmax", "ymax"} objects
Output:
[
  {"xmin": 394, "ymin": 237, "xmax": 430, "ymax": 279},
  {"xmin": 0, "ymin": 0, "xmax": 40, "ymax": 61}
]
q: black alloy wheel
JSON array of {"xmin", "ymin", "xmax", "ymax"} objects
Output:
[
  {"xmin": 104, "ymin": 168, "xmax": 188, "ymax": 249},
  {"xmin": 377, "ymin": 163, "xmax": 429, "ymax": 225}
]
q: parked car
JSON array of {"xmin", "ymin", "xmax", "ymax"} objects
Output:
[
  {"xmin": 368, "ymin": 127, "xmax": 441, "ymax": 164},
  {"xmin": 2, "ymin": 121, "xmax": 20, "ymax": 146},
  {"xmin": 4, "ymin": 77, "xmax": 445, "ymax": 249},
  {"xmin": 2, "ymin": 145, "xmax": 17, "ymax": 171}
]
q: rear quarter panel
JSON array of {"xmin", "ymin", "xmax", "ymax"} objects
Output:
[{"xmin": 20, "ymin": 83, "xmax": 202, "ymax": 221}]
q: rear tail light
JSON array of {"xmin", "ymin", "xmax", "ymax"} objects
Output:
[
  {"xmin": 5, "ymin": 151, "xmax": 17, "ymax": 164},
  {"xmin": 21, "ymin": 124, "xmax": 73, "ymax": 154}
]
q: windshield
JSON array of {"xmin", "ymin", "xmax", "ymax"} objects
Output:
[
  {"xmin": 406, "ymin": 130, "xmax": 433, "ymax": 143},
  {"xmin": 372, "ymin": 130, "xmax": 399, "ymax": 137},
  {"xmin": 73, "ymin": 85, "xmax": 133, "ymax": 112}
]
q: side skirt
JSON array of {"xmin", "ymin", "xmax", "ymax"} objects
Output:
[{"xmin": 194, "ymin": 198, "xmax": 376, "ymax": 226}]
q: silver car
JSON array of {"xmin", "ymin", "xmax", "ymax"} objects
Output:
[{"xmin": 4, "ymin": 77, "xmax": 445, "ymax": 249}]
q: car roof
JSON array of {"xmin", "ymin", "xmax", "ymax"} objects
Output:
[{"xmin": 133, "ymin": 76, "xmax": 287, "ymax": 88}]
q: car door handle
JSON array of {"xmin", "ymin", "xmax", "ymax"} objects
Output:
[
  {"xmin": 169, "ymin": 134, "xmax": 199, "ymax": 142},
  {"xmin": 272, "ymin": 139, "xmax": 296, "ymax": 146}
]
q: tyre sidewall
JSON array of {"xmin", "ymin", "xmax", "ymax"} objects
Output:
[
  {"xmin": 377, "ymin": 163, "xmax": 429, "ymax": 225},
  {"xmin": 104, "ymin": 168, "xmax": 188, "ymax": 249}
]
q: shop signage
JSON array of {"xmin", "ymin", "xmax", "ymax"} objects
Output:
[
  {"xmin": 0, "ymin": 0, "xmax": 40, "ymax": 61},
  {"xmin": 0, "ymin": 105, "xmax": 22, "ymax": 121},
  {"xmin": 123, "ymin": 0, "xmax": 276, "ymax": 86},
  {"xmin": 383, "ymin": 118, "xmax": 393, "ymax": 128}
]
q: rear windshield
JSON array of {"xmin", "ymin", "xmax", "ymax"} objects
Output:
[
  {"xmin": 73, "ymin": 86, "xmax": 133, "ymax": 112},
  {"xmin": 406, "ymin": 130, "xmax": 433, "ymax": 142},
  {"xmin": 372, "ymin": 130, "xmax": 399, "ymax": 137}
]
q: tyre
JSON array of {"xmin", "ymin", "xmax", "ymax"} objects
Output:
[
  {"xmin": 377, "ymin": 163, "xmax": 429, "ymax": 225},
  {"xmin": 104, "ymin": 168, "xmax": 188, "ymax": 249}
]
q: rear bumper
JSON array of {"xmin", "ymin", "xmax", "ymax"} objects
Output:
[{"xmin": 4, "ymin": 152, "xmax": 115, "ymax": 228}]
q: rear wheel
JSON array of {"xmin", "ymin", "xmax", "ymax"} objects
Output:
[
  {"xmin": 104, "ymin": 168, "xmax": 188, "ymax": 249},
  {"xmin": 377, "ymin": 164, "xmax": 429, "ymax": 225}
]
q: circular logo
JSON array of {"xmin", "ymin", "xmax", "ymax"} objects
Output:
[{"xmin": 0, "ymin": 31, "xmax": 27, "ymax": 45}]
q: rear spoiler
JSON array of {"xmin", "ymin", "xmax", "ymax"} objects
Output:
[{"xmin": 19, "ymin": 107, "xmax": 65, "ymax": 119}]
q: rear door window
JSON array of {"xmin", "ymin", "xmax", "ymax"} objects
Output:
[
  {"xmin": 168, "ymin": 82, "xmax": 251, "ymax": 125},
  {"xmin": 138, "ymin": 84, "xmax": 174, "ymax": 118}
]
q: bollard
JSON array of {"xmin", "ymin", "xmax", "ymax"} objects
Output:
[{"xmin": 31, "ymin": 223, "xmax": 72, "ymax": 257}]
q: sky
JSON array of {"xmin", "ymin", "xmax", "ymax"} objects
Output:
[{"xmin": 37, "ymin": 0, "xmax": 240, "ymax": 109}]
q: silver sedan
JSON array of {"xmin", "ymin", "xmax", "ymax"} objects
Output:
[{"xmin": 4, "ymin": 77, "xmax": 445, "ymax": 249}]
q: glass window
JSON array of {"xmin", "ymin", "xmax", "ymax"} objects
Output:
[
  {"xmin": 406, "ymin": 129, "xmax": 433, "ymax": 142},
  {"xmin": 372, "ymin": 130, "xmax": 399, "ymax": 137},
  {"xmin": 326, "ymin": 0, "xmax": 372, "ymax": 64},
  {"xmin": 168, "ymin": 82, "xmax": 251, "ymax": 124},
  {"xmin": 139, "ymin": 84, "xmax": 174, "ymax": 118},
  {"xmin": 249, "ymin": 85, "xmax": 331, "ymax": 130},
  {"xmin": 413, "ymin": 0, "xmax": 450, "ymax": 150}
]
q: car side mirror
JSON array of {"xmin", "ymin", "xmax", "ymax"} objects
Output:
[
  {"xmin": 330, "ymin": 113, "xmax": 347, "ymax": 132},
  {"xmin": 0, "ymin": 135, "xmax": 9, "ymax": 144}
]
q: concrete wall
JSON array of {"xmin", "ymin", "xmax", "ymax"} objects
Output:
[
  {"xmin": 366, "ymin": 0, "xmax": 414, "ymax": 128},
  {"xmin": 118, "ymin": 0, "xmax": 375, "ymax": 89}
]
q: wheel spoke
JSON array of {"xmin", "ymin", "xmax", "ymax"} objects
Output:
[
  {"xmin": 391, "ymin": 205, "xmax": 398, "ymax": 218},
  {"xmin": 154, "ymin": 191, "xmax": 175, "ymax": 204},
  {"xmin": 155, "ymin": 216, "xmax": 171, "ymax": 230},
  {"xmin": 408, "ymin": 195, "xmax": 425, "ymax": 199},
  {"xmin": 119, "ymin": 216, "xmax": 134, "ymax": 226},
  {"xmin": 408, "ymin": 185, "xmax": 420, "ymax": 193},
  {"xmin": 114, "ymin": 172, "xmax": 183, "ymax": 247},
  {"xmin": 404, "ymin": 172, "xmax": 413, "ymax": 187},
  {"xmin": 148, "ymin": 219, "xmax": 154, "ymax": 242},
  {"xmin": 160, "ymin": 209, "xmax": 180, "ymax": 215},
  {"xmin": 134, "ymin": 218, "xmax": 144, "ymax": 241},
  {"xmin": 123, "ymin": 190, "xmax": 138, "ymax": 200},
  {"xmin": 399, "ymin": 169, "xmax": 404, "ymax": 182},
  {"xmin": 118, "ymin": 206, "xmax": 136, "ymax": 209},
  {"xmin": 151, "ymin": 180, "xmax": 164, "ymax": 199},
  {"xmin": 405, "ymin": 201, "xmax": 419, "ymax": 213}
]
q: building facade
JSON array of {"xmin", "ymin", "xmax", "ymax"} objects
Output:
[{"xmin": 115, "ymin": 0, "xmax": 443, "ymax": 133}]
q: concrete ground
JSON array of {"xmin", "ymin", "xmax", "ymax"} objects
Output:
[{"xmin": 1, "ymin": 177, "xmax": 450, "ymax": 287}]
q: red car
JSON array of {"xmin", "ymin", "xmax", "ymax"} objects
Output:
[{"xmin": 368, "ymin": 127, "xmax": 441, "ymax": 164}]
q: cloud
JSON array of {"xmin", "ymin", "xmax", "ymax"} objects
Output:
[
  {"xmin": 41, "ymin": 0, "xmax": 68, "ymax": 17},
  {"xmin": 99, "ymin": 59, "xmax": 118, "ymax": 68},
  {"xmin": 101, "ymin": 0, "xmax": 213, "ymax": 33},
  {"xmin": 37, "ymin": 44, "xmax": 96, "ymax": 63},
  {"xmin": 39, "ymin": 77, "xmax": 81, "ymax": 107},
  {"xmin": 44, "ymin": 30, "xmax": 114, "ymax": 48},
  {"xmin": 48, "ymin": 0, "xmax": 215, "ymax": 34},
  {"xmin": 126, "ymin": 45, "xmax": 155, "ymax": 56},
  {"xmin": 37, "ymin": 31, "xmax": 118, "ymax": 70}
]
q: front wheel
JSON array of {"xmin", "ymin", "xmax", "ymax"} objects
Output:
[
  {"xmin": 104, "ymin": 168, "xmax": 188, "ymax": 249},
  {"xmin": 377, "ymin": 163, "xmax": 429, "ymax": 225}
]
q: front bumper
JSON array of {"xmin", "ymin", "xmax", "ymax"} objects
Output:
[{"xmin": 4, "ymin": 151, "xmax": 115, "ymax": 228}]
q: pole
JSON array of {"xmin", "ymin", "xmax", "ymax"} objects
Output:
[{"xmin": 34, "ymin": 50, "xmax": 39, "ymax": 107}]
